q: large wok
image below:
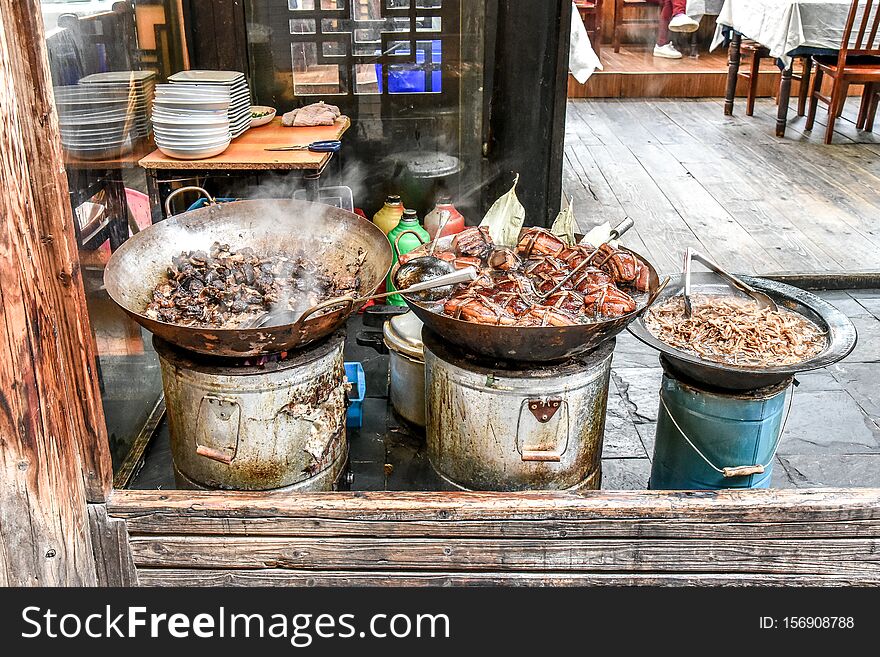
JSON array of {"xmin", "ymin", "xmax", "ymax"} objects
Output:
[
  {"xmin": 627, "ymin": 272, "xmax": 858, "ymax": 390},
  {"xmin": 396, "ymin": 233, "xmax": 661, "ymax": 362},
  {"xmin": 105, "ymin": 196, "xmax": 393, "ymax": 357}
]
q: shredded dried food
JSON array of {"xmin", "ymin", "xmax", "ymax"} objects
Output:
[
  {"xmin": 645, "ymin": 294, "xmax": 827, "ymax": 367},
  {"xmin": 145, "ymin": 241, "xmax": 362, "ymax": 328}
]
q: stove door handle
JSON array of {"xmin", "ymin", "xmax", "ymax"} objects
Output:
[
  {"xmin": 515, "ymin": 399, "xmax": 570, "ymax": 463},
  {"xmin": 196, "ymin": 445, "xmax": 235, "ymax": 464}
]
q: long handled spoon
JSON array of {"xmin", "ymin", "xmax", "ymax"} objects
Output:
[{"xmin": 248, "ymin": 266, "xmax": 478, "ymax": 329}]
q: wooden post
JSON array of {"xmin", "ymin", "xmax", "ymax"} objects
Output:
[{"xmin": 0, "ymin": 0, "xmax": 112, "ymax": 584}]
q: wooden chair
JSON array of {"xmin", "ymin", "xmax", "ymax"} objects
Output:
[
  {"xmin": 738, "ymin": 42, "xmax": 813, "ymax": 118},
  {"xmin": 806, "ymin": 0, "xmax": 880, "ymax": 144},
  {"xmin": 858, "ymin": 82, "xmax": 879, "ymax": 132},
  {"xmin": 612, "ymin": 0, "xmax": 659, "ymax": 54},
  {"xmin": 575, "ymin": 0, "xmax": 604, "ymax": 57}
]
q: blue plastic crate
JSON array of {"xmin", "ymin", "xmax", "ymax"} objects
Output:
[{"xmin": 344, "ymin": 362, "xmax": 366, "ymax": 429}]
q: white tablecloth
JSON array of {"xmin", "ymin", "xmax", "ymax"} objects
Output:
[
  {"xmin": 569, "ymin": 2, "xmax": 603, "ymax": 84},
  {"xmin": 688, "ymin": 0, "xmax": 726, "ymax": 20},
  {"xmin": 710, "ymin": 0, "xmax": 862, "ymax": 66}
]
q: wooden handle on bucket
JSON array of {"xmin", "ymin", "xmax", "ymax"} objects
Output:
[{"xmin": 722, "ymin": 465, "xmax": 766, "ymax": 478}]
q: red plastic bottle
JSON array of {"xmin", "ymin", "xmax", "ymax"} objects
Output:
[{"xmin": 424, "ymin": 197, "xmax": 466, "ymax": 239}]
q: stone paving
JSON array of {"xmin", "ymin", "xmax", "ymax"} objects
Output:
[{"xmin": 601, "ymin": 289, "xmax": 880, "ymax": 489}]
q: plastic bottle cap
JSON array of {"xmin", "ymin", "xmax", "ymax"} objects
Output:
[{"xmin": 387, "ymin": 195, "xmax": 402, "ymax": 204}]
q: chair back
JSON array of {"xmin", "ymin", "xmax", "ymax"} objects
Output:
[{"xmin": 839, "ymin": 0, "xmax": 880, "ymax": 58}]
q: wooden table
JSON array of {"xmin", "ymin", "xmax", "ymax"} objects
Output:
[
  {"xmin": 714, "ymin": 0, "xmax": 855, "ymax": 136},
  {"xmin": 139, "ymin": 116, "xmax": 351, "ymax": 221}
]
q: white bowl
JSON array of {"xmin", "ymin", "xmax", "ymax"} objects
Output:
[
  {"xmin": 250, "ymin": 106, "xmax": 276, "ymax": 127},
  {"xmin": 157, "ymin": 139, "xmax": 231, "ymax": 160},
  {"xmin": 155, "ymin": 134, "xmax": 232, "ymax": 147}
]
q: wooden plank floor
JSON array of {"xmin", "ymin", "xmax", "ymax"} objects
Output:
[{"xmin": 564, "ymin": 97, "xmax": 880, "ymax": 275}]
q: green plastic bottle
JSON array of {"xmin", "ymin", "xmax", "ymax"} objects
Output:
[{"xmin": 386, "ymin": 208, "xmax": 430, "ymax": 306}]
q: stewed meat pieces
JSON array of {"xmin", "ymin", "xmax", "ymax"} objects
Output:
[
  {"xmin": 426, "ymin": 226, "xmax": 650, "ymax": 327},
  {"xmin": 145, "ymin": 241, "xmax": 363, "ymax": 328}
]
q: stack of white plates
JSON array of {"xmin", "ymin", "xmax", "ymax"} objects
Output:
[
  {"xmin": 55, "ymin": 84, "xmax": 138, "ymax": 160},
  {"xmin": 152, "ymin": 83, "xmax": 232, "ymax": 160},
  {"xmin": 78, "ymin": 70, "xmax": 156, "ymax": 138},
  {"xmin": 168, "ymin": 70, "xmax": 252, "ymax": 138}
]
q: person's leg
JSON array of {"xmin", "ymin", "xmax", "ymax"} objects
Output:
[
  {"xmin": 648, "ymin": 0, "xmax": 683, "ymax": 58},
  {"xmin": 656, "ymin": 0, "xmax": 672, "ymax": 46},
  {"xmin": 669, "ymin": 0, "xmax": 699, "ymax": 33}
]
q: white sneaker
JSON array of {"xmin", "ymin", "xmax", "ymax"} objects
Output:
[
  {"xmin": 669, "ymin": 13, "xmax": 700, "ymax": 33},
  {"xmin": 653, "ymin": 42, "xmax": 683, "ymax": 59}
]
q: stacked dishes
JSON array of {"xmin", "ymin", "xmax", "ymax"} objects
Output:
[
  {"xmin": 168, "ymin": 70, "xmax": 252, "ymax": 138},
  {"xmin": 56, "ymin": 71, "xmax": 156, "ymax": 160},
  {"xmin": 152, "ymin": 83, "xmax": 232, "ymax": 160},
  {"xmin": 79, "ymin": 71, "xmax": 156, "ymax": 139}
]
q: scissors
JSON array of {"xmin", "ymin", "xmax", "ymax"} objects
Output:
[{"xmin": 264, "ymin": 140, "xmax": 341, "ymax": 153}]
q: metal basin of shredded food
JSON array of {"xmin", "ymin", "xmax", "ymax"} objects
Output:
[{"xmin": 627, "ymin": 273, "xmax": 858, "ymax": 390}]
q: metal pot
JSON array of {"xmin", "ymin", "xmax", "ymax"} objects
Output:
[
  {"xmin": 383, "ymin": 312, "xmax": 427, "ymax": 427},
  {"xmin": 424, "ymin": 329, "xmax": 615, "ymax": 491}
]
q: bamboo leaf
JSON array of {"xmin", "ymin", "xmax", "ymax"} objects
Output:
[
  {"xmin": 479, "ymin": 173, "xmax": 525, "ymax": 247},
  {"xmin": 551, "ymin": 196, "xmax": 576, "ymax": 246}
]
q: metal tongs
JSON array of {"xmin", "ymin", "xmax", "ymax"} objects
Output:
[
  {"xmin": 682, "ymin": 247, "xmax": 777, "ymax": 317},
  {"xmin": 537, "ymin": 217, "xmax": 635, "ymax": 301}
]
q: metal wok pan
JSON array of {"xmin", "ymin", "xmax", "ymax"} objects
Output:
[
  {"xmin": 396, "ymin": 233, "xmax": 661, "ymax": 363},
  {"xmin": 104, "ymin": 196, "xmax": 393, "ymax": 357},
  {"xmin": 627, "ymin": 272, "xmax": 858, "ymax": 390}
]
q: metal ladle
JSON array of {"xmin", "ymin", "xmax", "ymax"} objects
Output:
[
  {"xmin": 249, "ymin": 266, "xmax": 479, "ymax": 329},
  {"xmin": 682, "ymin": 247, "xmax": 778, "ymax": 317},
  {"xmin": 394, "ymin": 209, "xmax": 458, "ymax": 292}
]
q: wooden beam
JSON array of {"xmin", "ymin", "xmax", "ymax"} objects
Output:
[
  {"xmin": 136, "ymin": 570, "xmax": 874, "ymax": 588},
  {"xmin": 0, "ymin": 0, "xmax": 111, "ymax": 503},
  {"xmin": 110, "ymin": 488, "xmax": 880, "ymax": 586},
  {"xmin": 0, "ymin": 0, "xmax": 111, "ymax": 584}
]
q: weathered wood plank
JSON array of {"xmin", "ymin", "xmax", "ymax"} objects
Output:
[
  {"xmin": 121, "ymin": 515, "xmax": 880, "ymax": 540},
  {"xmin": 0, "ymin": 0, "xmax": 112, "ymax": 503},
  {"xmin": 128, "ymin": 535, "xmax": 880, "ymax": 576},
  {"xmin": 108, "ymin": 488, "xmax": 880, "ymax": 522},
  {"xmin": 88, "ymin": 505, "xmax": 138, "ymax": 587},
  {"xmin": 135, "ymin": 569, "xmax": 876, "ymax": 587},
  {"xmin": 0, "ymin": 0, "xmax": 101, "ymax": 585}
]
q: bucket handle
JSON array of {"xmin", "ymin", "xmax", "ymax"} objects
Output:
[
  {"xmin": 659, "ymin": 389, "xmax": 794, "ymax": 478},
  {"xmin": 165, "ymin": 185, "xmax": 217, "ymax": 218}
]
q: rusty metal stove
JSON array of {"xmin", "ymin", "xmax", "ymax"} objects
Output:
[
  {"xmin": 153, "ymin": 330, "xmax": 349, "ymax": 492},
  {"xmin": 423, "ymin": 328, "xmax": 615, "ymax": 491}
]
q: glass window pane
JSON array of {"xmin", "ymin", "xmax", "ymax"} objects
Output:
[{"xmin": 40, "ymin": 0, "xmax": 187, "ymax": 477}]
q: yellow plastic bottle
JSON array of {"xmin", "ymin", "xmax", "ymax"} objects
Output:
[{"xmin": 372, "ymin": 195, "xmax": 404, "ymax": 235}]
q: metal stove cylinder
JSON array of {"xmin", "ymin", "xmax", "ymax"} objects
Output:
[
  {"xmin": 155, "ymin": 331, "xmax": 348, "ymax": 492},
  {"xmin": 424, "ymin": 330, "xmax": 614, "ymax": 491}
]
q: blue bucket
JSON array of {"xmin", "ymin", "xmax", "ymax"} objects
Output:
[{"xmin": 649, "ymin": 370, "xmax": 793, "ymax": 490}]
